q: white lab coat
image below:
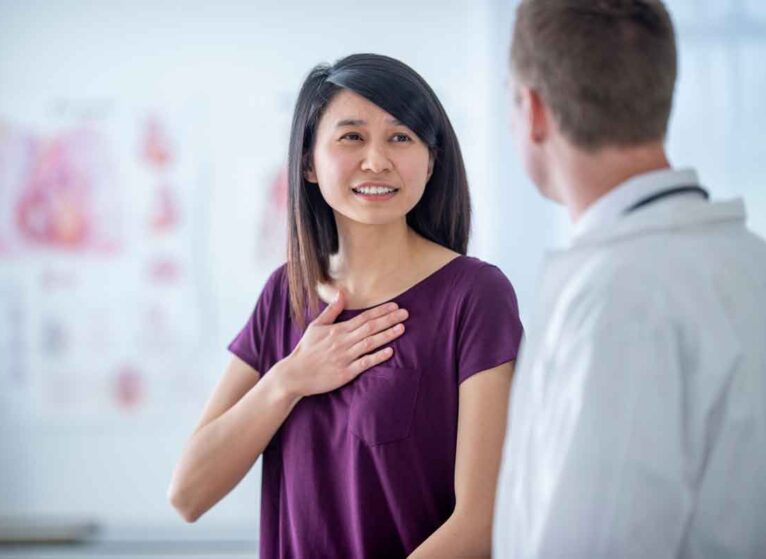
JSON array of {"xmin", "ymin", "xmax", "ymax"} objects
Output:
[{"xmin": 494, "ymin": 173, "xmax": 766, "ymax": 558}]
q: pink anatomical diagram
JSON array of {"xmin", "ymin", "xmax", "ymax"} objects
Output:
[
  {"xmin": 115, "ymin": 364, "xmax": 143, "ymax": 409},
  {"xmin": 141, "ymin": 115, "xmax": 180, "ymax": 234},
  {"xmin": 141, "ymin": 115, "xmax": 174, "ymax": 170},
  {"xmin": 150, "ymin": 183, "xmax": 178, "ymax": 233},
  {"xmin": 14, "ymin": 126, "xmax": 121, "ymax": 252}
]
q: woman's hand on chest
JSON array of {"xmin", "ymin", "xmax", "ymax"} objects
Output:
[{"xmin": 275, "ymin": 290, "xmax": 409, "ymax": 400}]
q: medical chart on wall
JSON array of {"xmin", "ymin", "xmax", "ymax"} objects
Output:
[{"xmin": 0, "ymin": 100, "xmax": 220, "ymax": 417}]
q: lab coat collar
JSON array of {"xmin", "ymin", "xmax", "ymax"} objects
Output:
[
  {"xmin": 573, "ymin": 168, "xmax": 701, "ymax": 238},
  {"xmin": 567, "ymin": 168, "xmax": 747, "ymax": 250},
  {"xmin": 569, "ymin": 198, "xmax": 747, "ymax": 250}
]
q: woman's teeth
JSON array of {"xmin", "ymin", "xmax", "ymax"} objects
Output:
[{"xmin": 353, "ymin": 186, "xmax": 398, "ymax": 195}]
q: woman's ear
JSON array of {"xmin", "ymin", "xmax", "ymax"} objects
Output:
[
  {"xmin": 426, "ymin": 151, "xmax": 435, "ymax": 182},
  {"xmin": 303, "ymin": 156, "xmax": 318, "ymax": 184}
]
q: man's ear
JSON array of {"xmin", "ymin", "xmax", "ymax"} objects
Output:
[{"xmin": 520, "ymin": 86, "xmax": 548, "ymax": 145}]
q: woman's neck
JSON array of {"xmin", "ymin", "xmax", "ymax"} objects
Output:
[{"xmin": 325, "ymin": 216, "xmax": 423, "ymax": 308}]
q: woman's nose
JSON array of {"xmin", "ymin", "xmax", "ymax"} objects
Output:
[{"xmin": 360, "ymin": 142, "xmax": 392, "ymax": 174}]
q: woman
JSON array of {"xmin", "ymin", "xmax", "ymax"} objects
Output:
[{"xmin": 169, "ymin": 53, "xmax": 523, "ymax": 558}]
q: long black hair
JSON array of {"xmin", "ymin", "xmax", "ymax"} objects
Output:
[{"xmin": 286, "ymin": 53, "xmax": 471, "ymax": 326}]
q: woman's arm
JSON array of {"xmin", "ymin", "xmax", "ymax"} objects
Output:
[
  {"xmin": 167, "ymin": 355, "xmax": 298, "ymax": 522},
  {"xmin": 408, "ymin": 361, "xmax": 515, "ymax": 558}
]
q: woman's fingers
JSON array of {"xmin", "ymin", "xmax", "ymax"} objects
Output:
[
  {"xmin": 347, "ymin": 323, "xmax": 406, "ymax": 360},
  {"xmin": 313, "ymin": 289, "xmax": 347, "ymax": 326},
  {"xmin": 347, "ymin": 308, "xmax": 409, "ymax": 343},
  {"xmin": 341, "ymin": 302, "xmax": 400, "ymax": 332},
  {"xmin": 346, "ymin": 347, "xmax": 395, "ymax": 378}
]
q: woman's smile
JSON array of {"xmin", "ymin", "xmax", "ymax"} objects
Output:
[{"xmin": 351, "ymin": 182, "xmax": 401, "ymax": 202}]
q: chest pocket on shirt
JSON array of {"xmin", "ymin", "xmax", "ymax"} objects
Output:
[{"xmin": 349, "ymin": 366, "xmax": 422, "ymax": 446}]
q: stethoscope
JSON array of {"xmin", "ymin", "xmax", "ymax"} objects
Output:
[{"xmin": 624, "ymin": 186, "xmax": 709, "ymax": 215}]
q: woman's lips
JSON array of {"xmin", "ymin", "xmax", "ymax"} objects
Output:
[{"xmin": 351, "ymin": 184, "xmax": 400, "ymax": 201}]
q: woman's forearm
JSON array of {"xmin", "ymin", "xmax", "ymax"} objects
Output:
[
  {"xmin": 168, "ymin": 361, "xmax": 299, "ymax": 522},
  {"xmin": 407, "ymin": 510, "xmax": 492, "ymax": 559}
]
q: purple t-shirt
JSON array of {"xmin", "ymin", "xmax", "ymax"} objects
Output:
[{"xmin": 228, "ymin": 256, "xmax": 523, "ymax": 559}]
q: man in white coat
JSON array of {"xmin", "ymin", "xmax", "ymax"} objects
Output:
[{"xmin": 493, "ymin": 1, "xmax": 766, "ymax": 558}]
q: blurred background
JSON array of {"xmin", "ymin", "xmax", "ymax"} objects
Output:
[{"xmin": 0, "ymin": 0, "xmax": 764, "ymax": 554}]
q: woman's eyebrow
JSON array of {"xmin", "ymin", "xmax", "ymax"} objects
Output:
[
  {"xmin": 335, "ymin": 117, "xmax": 404, "ymax": 127},
  {"xmin": 336, "ymin": 118, "xmax": 366, "ymax": 127}
]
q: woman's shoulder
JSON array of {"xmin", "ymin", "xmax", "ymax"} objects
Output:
[
  {"xmin": 448, "ymin": 257, "xmax": 522, "ymax": 339},
  {"xmin": 447, "ymin": 255, "xmax": 515, "ymax": 290},
  {"xmin": 268, "ymin": 262, "xmax": 289, "ymax": 284},
  {"xmin": 258, "ymin": 263, "xmax": 289, "ymax": 302},
  {"xmin": 418, "ymin": 236, "xmax": 513, "ymax": 288}
]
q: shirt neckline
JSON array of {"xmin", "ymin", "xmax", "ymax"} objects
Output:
[{"xmin": 318, "ymin": 254, "xmax": 468, "ymax": 317}]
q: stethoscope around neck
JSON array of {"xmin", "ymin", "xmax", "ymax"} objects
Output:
[{"xmin": 624, "ymin": 185, "xmax": 710, "ymax": 215}]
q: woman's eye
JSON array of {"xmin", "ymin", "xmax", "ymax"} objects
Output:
[
  {"xmin": 392, "ymin": 133, "xmax": 411, "ymax": 143},
  {"xmin": 341, "ymin": 133, "xmax": 362, "ymax": 141}
]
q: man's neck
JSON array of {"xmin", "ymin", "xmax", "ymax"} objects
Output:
[{"xmin": 551, "ymin": 140, "xmax": 671, "ymax": 223}]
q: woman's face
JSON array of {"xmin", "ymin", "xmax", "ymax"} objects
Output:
[{"xmin": 305, "ymin": 89, "xmax": 434, "ymax": 227}]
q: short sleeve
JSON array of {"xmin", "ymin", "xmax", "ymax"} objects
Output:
[
  {"xmin": 227, "ymin": 265, "xmax": 287, "ymax": 374},
  {"xmin": 456, "ymin": 264, "xmax": 524, "ymax": 383}
]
